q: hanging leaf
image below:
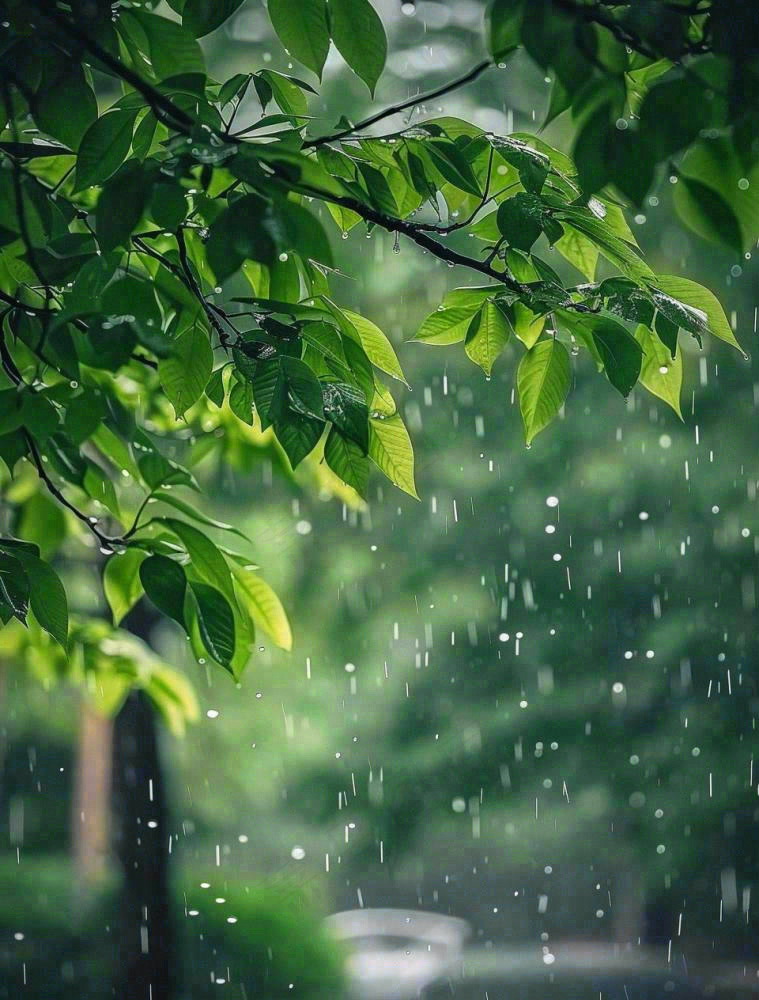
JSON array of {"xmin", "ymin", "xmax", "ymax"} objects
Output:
[
  {"xmin": 190, "ymin": 581, "xmax": 236, "ymax": 668},
  {"xmin": 464, "ymin": 300, "xmax": 512, "ymax": 376},
  {"xmin": 268, "ymin": 0, "xmax": 330, "ymax": 78},
  {"xmin": 634, "ymin": 324, "xmax": 683, "ymax": 419},
  {"xmin": 14, "ymin": 552, "xmax": 68, "ymax": 648},
  {"xmin": 324, "ymin": 426, "xmax": 369, "ymax": 499},
  {"xmin": 103, "ymin": 549, "xmax": 147, "ymax": 625},
  {"xmin": 591, "ymin": 317, "xmax": 643, "ymax": 397},
  {"xmin": 368, "ymin": 413, "xmax": 419, "ymax": 500},
  {"xmin": 328, "ymin": 0, "xmax": 387, "ymax": 96},
  {"xmin": 140, "ymin": 554, "xmax": 188, "ymax": 628},
  {"xmin": 517, "ymin": 338, "xmax": 571, "ymax": 444},
  {"xmin": 232, "ymin": 566, "xmax": 293, "ymax": 651}
]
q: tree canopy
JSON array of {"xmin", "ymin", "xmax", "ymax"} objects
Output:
[{"xmin": 0, "ymin": 0, "xmax": 753, "ymax": 702}]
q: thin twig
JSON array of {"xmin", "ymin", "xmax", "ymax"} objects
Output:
[{"xmin": 303, "ymin": 59, "xmax": 494, "ymax": 148}]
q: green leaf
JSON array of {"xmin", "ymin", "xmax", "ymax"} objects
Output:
[
  {"xmin": 103, "ymin": 549, "xmax": 147, "ymax": 625},
  {"xmin": 497, "ymin": 192, "xmax": 544, "ymax": 251},
  {"xmin": 414, "ymin": 307, "xmax": 476, "ymax": 345},
  {"xmin": 158, "ymin": 324, "xmax": 213, "ymax": 418},
  {"xmin": 124, "ymin": 11, "xmax": 205, "ymax": 78},
  {"xmin": 76, "ymin": 110, "xmax": 138, "ymax": 189},
  {"xmin": 324, "ymin": 426, "xmax": 369, "ymax": 499},
  {"xmin": 275, "ymin": 411, "xmax": 324, "ymax": 468},
  {"xmin": 328, "ymin": 0, "xmax": 387, "ymax": 96},
  {"xmin": 268, "ymin": 0, "xmax": 330, "ymax": 78},
  {"xmin": 591, "ymin": 317, "xmax": 643, "ymax": 397},
  {"xmin": 368, "ymin": 413, "xmax": 419, "ymax": 500},
  {"xmin": 182, "ymin": 0, "xmax": 246, "ymax": 36},
  {"xmin": 96, "ymin": 162, "xmax": 151, "ymax": 252},
  {"xmin": 423, "ymin": 139, "xmax": 482, "ymax": 198},
  {"xmin": 487, "ymin": 0, "xmax": 524, "ymax": 60},
  {"xmin": 258, "ymin": 70, "xmax": 308, "ymax": 118},
  {"xmin": 35, "ymin": 62, "xmax": 97, "ymax": 151},
  {"xmin": 232, "ymin": 566, "xmax": 293, "ymax": 651},
  {"xmin": 229, "ymin": 380, "xmax": 255, "ymax": 425},
  {"xmin": 332, "ymin": 305, "xmax": 407, "ymax": 384},
  {"xmin": 151, "ymin": 491, "xmax": 249, "ymax": 540},
  {"xmin": 651, "ymin": 274, "xmax": 744, "ymax": 353},
  {"xmin": 14, "ymin": 552, "xmax": 68, "ymax": 648},
  {"xmin": 0, "ymin": 551, "xmax": 29, "ymax": 622},
  {"xmin": 634, "ymin": 324, "xmax": 683, "ymax": 420},
  {"xmin": 517, "ymin": 338, "xmax": 571, "ymax": 444},
  {"xmin": 140, "ymin": 554, "xmax": 187, "ymax": 628},
  {"xmin": 673, "ymin": 175, "xmax": 744, "ymax": 254},
  {"xmin": 163, "ymin": 519, "xmax": 237, "ymax": 607},
  {"xmin": 638, "ymin": 77, "xmax": 712, "ymax": 161},
  {"xmin": 150, "ymin": 182, "xmax": 188, "ymax": 231},
  {"xmin": 464, "ymin": 300, "xmax": 512, "ymax": 376},
  {"xmin": 554, "ymin": 225, "xmax": 599, "ymax": 280},
  {"xmin": 190, "ymin": 581, "xmax": 236, "ymax": 669},
  {"xmin": 322, "ymin": 380, "xmax": 368, "ymax": 451},
  {"xmin": 206, "ymin": 193, "xmax": 276, "ymax": 281}
]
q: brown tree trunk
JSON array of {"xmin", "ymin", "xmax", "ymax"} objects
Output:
[{"xmin": 72, "ymin": 700, "xmax": 113, "ymax": 887}]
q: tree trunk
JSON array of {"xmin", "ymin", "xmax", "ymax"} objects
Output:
[
  {"xmin": 111, "ymin": 602, "xmax": 174, "ymax": 1000},
  {"xmin": 72, "ymin": 701, "xmax": 113, "ymax": 888}
]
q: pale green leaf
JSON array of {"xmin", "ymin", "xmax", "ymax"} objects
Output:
[
  {"xmin": 368, "ymin": 413, "xmax": 419, "ymax": 500},
  {"xmin": 517, "ymin": 339, "xmax": 571, "ymax": 444},
  {"xmin": 232, "ymin": 566, "xmax": 293, "ymax": 651}
]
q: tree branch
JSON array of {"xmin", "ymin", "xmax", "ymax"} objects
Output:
[{"xmin": 302, "ymin": 59, "xmax": 494, "ymax": 149}]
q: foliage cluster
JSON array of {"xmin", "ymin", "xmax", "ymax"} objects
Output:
[{"xmin": 0, "ymin": 0, "xmax": 751, "ymax": 695}]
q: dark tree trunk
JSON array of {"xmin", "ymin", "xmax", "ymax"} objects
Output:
[{"xmin": 111, "ymin": 603, "xmax": 174, "ymax": 1000}]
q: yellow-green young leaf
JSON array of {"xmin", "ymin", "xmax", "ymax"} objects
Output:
[
  {"xmin": 338, "ymin": 306, "xmax": 407, "ymax": 384},
  {"xmin": 232, "ymin": 566, "xmax": 293, "ymax": 651},
  {"xmin": 634, "ymin": 324, "xmax": 683, "ymax": 420},
  {"xmin": 326, "ymin": 202, "xmax": 363, "ymax": 234},
  {"xmin": 368, "ymin": 413, "xmax": 419, "ymax": 500},
  {"xmin": 103, "ymin": 548, "xmax": 147, "ymax": 625},
  {"xmin": 652, "ymin": 274, "xmax": 744, "ymax": 353},
  {"xmin": 329, "ymin": 0, "xmax": 387, "ymax": 96},
  {"xmin": 554, "ymin": 224, "xmax": 599, "ymax": 281},
  {"xmin": 465, "ymin": 300, "xmax": 512, "ymax": 376},
  {"xmin": 414, "ymin": 307, "xmax": 476, "ymax": 345},
  {"xmin": 158, "ymin": 324, "xmax": 213, "ymax": 417},
  {"xmin": 517, "ymin": 339, "xmax": 571, "ymax": 444}
]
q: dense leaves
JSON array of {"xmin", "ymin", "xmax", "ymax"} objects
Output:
[{"xmin": 0, "ymin": 0, "xmax": 749, "ymax": 695}]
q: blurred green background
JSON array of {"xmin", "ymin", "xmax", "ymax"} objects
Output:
[{"xmin": 2, "ymin": 1, "xmax": 758, "ymax": 997}]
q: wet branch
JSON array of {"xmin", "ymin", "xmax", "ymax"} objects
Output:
[{"xmin": 302, "ymin": 59, "xmax": 494, "ymax": 149}]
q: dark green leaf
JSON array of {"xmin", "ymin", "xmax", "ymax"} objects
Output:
[
  {"xmin": 328, "ymin": 0, "xmax": 387, "ymax": 96},
  {"xmin": 274, "ymin": 411, "xmax": 324, "ymax": 468},
  {"xmin": 321, "ymin": 380, "xmax": 369, "ymax": 451},
  {"xmin": 324, "ymin": 426, "xmax": 369, "ymax": 499},
  {"xmin": 268, "ymin": 0, "xmax": 330, "ymax": 78},
  {"xmin": 75, "ymin": 110, "xmax": 138, "ymax": 189},
  {"xmin": 190, "ymin": 581, "xmax": 236, "ymax": 668},
  {"xmin": 497, "ymin": 192, "xmax": 544, "ymax": 251},
  {"xmin": 140, "ymin": 554, "xmax": 187, "ymax": 628},
  {"xmin": 182, "ymin": 0, "xmax": 245, "ymax": 36},
  {"xmin": 96, "ymin": 162, "xmax": 152, "ymax": 252},
  {"xmin": 591, "ymin": 317, "xmax": 644, "ymax": 397}
]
